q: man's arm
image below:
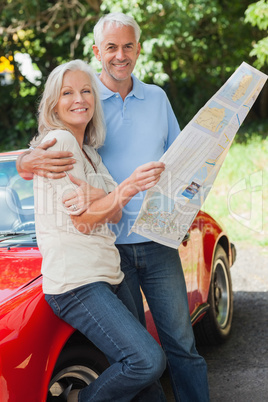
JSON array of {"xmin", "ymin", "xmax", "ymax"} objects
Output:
[{"xmin": 16, "ymin": 138, "xmax": 76, "ymax": 180}]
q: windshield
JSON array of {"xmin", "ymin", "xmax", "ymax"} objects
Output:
[{"xmin": 0, "ymin": 158, "xmax": 35, "ymax": 234}]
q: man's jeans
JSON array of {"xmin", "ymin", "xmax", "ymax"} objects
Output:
[
  {"xmin": 117, "ymin": 241, "xmax": 210, "ymax": 402},
  {"xmin": 45, "ymin": 280, "xmax": 166, "ymax": 402}
]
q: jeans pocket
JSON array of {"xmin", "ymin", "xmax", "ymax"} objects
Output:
[{"xmin": 45, "ymin": 294, "xmax": 61, "ymax": 317}]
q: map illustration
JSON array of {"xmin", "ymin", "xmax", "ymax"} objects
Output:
[
  {"xmin": 232, "ymin": 74, "xmax": 253, "ymax": 101},
  {"xmin": 193, "ymin": 100, "xmax": 235, "ymax": 136},
  {"xmin": 137, "ymin": 193, "xmax": 179, "ymax": 235},
  {"xmin": 218, "ymin": 64, "xmax": 261, "ymax": 107}
]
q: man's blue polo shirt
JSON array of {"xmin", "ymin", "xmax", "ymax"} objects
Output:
[{"xmin": 97, "ymin": 74, "xmax": 181, "ymax": 244}]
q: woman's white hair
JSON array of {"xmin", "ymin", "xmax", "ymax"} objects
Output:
[
  {"xmin": 31, "ymin": 59, "xmax": 105, "ymax": 149},
  {"xmin": 93, "ymin": 12, "xmax": 141, "ymax": 48}
]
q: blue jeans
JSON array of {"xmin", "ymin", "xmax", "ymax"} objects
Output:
[
  {"xmin": 117, "ymin": 242, "xmax": 210, "ymax": 402},
  {"xmin": 45, "ymin": 280, "xmax": 166, "ymax": 402}
]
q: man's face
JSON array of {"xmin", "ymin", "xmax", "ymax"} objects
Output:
[{"xmin": 93, "ymin": 24, "xmax": 141, "ymax": 86}]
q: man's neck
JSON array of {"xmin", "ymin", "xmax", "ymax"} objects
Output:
[{"xmin": 99, "ymin": 74, "xmax": 133, "ymax": 101}]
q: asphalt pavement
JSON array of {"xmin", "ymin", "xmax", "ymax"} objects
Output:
[{"xmin": 161, "ymin": 242, "xmax": 268, "ymax": 402}]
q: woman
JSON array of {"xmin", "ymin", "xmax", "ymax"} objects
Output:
[{"xmin": 32, "ymin": 59, "xmax": 166, "ymax": 402}]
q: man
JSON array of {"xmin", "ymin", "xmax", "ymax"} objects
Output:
[{"xmin": 17, "ymin": 13, "xmax": 209, "ymax": 402}]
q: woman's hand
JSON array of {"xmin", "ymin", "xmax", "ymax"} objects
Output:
[
  {"xmin": 67, "ymin": 161, "xmax": 165, "ymax": 234},
  {"xmin": 63, "ymin": 174, "xmax": 107, "ymax": 216},
  {"xmin": 121, "ymin": 161, "xmax": 165, "ymax": 199}
]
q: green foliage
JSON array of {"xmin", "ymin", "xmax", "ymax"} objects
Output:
[
  {"xmin": 0, "ymin": 0, "xmax": 267, "ymax": 151},
  {"xmin": 245, "ymin": 0, "xmax": 268, "ymax": 69},
  {"xmin": 249, "ymin": 37, "xmax": 268, "ymax": 69},
  {"xmin": 0, "ymin": 0, "xmax": 100, "ymax": 150},
  {"xmin": 85, "ymin": 0, "xmax": 259, "ymax": 126},
  {"xmin": 245, "ymin": 0, "xmax": 268, "ymax": 30},
  {"xmin": 203, "ymin": 121, "xmax": 268, "ymax": 247}
]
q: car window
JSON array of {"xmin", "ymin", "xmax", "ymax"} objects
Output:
[{"xmin": 0, "ymin": 159, "xmax": 35, "ymax": 233}]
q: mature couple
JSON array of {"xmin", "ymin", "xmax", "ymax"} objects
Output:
[{"xmin": 17, "ymin": 13, "xmax": 209, "ymax": 402}]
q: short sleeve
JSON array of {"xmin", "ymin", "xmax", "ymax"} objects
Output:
[{"xmin": 165, "ymin": 96, "xmax": 181, "ymax": 151}]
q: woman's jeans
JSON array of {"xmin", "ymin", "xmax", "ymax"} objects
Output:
[
  {"xmin": 117, "ymin": 241, "xmax": 210, "ymax": 402},
  {"xmin": 45, "ymin": 280, "xmax": 166, "ymax": 402}
]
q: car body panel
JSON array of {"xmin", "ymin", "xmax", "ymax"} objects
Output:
[
  {"xmin": 0, "ymin": 244, "xmax": 41, "ymax": 303},
  {"xmin": 0, "ymin": 278, "xmax": 74, "ymax": 402}
]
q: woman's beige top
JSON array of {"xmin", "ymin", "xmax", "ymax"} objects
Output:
[{"xmin": 34, "ymin": 130, "xmax": 123, "ymax": 295}]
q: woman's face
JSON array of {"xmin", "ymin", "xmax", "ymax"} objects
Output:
[{"xmin": 54, "ymin": 70, "xmax": 95, "ymax": 137}]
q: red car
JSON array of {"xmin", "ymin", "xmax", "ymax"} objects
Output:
[{"xmin": 0, "ymin": 150, "xmax": 236, "ymax": 402}]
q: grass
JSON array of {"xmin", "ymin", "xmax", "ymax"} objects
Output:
[{"xmin": 202, "ymin": 123, "xmax": 268, "ymax": 248}]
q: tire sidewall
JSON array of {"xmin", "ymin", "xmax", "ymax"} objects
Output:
[{"xmin": 208, "ymin": 245, "xmax": 233, "ymax": 341}]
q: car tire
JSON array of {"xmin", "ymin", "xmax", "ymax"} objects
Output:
[
  {"xmin": 47, "ymin": 341, "xmax": 109, "ymax": 400},
  {"xmin": 194, "ymin": 244, "xmax": 233, "ymax": 346}
]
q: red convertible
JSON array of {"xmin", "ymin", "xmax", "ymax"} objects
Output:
[{"xmin": 0, "ymin": 150, "xmax": 236, "ymax": 402}]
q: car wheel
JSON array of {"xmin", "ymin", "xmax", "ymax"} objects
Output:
[
  {"xmin": 194, "ymin": 244, "xmax": 233, "ymax": 345},
  {"xmin": 47, "ymin": 342, "xmax": 109, "ymax": 401}
]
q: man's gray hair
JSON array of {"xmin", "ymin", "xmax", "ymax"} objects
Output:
[{"xmin": 94, "ymin": 12, "xmax": 141, "ymax": 47}]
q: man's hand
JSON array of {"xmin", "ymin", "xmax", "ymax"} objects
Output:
[
  {"xmin": 16, "ymin": 138, "xmax": 76, "ymax": 180},
  {"xmin": 63, "ymin": 174, "xmax": 107, "ymax": 216}
]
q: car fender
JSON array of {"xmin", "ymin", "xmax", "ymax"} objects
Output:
[
  {"xmin": 0, "ymin": 277, "xmax": 75, "ymax": 402},
  {"xmin": 200, "ymin": 212, "xmax": 232, "ymax": 291}
]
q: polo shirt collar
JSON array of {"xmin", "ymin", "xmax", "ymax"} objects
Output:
[{"xmin": 96, "ymin": 74, "xmax": 144, "ymax": 100}]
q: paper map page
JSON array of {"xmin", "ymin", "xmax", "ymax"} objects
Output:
[{"xmin": 129, "ymin": 62, "xmax": 268, "ymax": 248}]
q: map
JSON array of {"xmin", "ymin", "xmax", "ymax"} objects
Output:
[
  {"xmin": 218, "ymin": 63, "xmax": 263, "ymax": 108},
  {"xmin": 193, "ymin": 100, "xmax": 235, "ymax": 136},
  {"xmin": 232, "ymin": 74, "xmax": 253, "ymax": 101},
  {"xmin": 130, "ymin": 62, "xmax": 268, "ymax": 248},
  {"xmin": 137, "ymin": 193, "xmax": 178, "ymax": 234},
  {"xmin": 195, "ymin": 106, "xmax": 225, "ymax": 132}
]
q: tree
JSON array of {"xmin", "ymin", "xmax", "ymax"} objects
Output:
[
  {"xmin": 245, "ymin": 0, "xmax": 268, "ymax": 69},
  {"xmin": 0, "ymin": 0, "xmax": 101, "ymax": 149},
  {"xmin": 245, "ymin": 0, "xmax": 268, "ymax": 118},
  {"xmin": 0, "ymin": 0, "xmax": 265, "ymax": 150},
  {"xmin": 96, "ymin": 0, "xmax": 258, "ymax": 124}
]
